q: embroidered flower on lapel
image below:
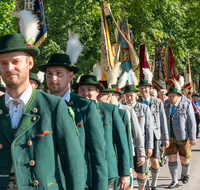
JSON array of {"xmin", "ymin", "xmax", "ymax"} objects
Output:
[
  {"xmin": 77, "ymin": 122, "xmax": 82, "ymax": 127},
  {"xmin": 183, "ymin": 113, "xmax": 186, "ymax": 115},
  {"xmin": 140, "ymin": 115, "xmax": 145, "ymax": 118},
  {"xmin": 35, "ymin": 130, "xmax": 51, "ymax": 137},
  {"xmin": 20, "ymin": 118, "xmax": 32, "ymax": 129},
  {"xmin": 1, "ymin": 119, "xmax": 10, "ymax": 131}
]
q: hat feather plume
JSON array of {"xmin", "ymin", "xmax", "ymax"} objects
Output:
[
  {"xmin": 118, "ymin": 72, "xmax": 128, "ymax": 89},
  {"xmin": 90, "ymin": 59, "xmax": 102, "ymax": 81},
  {"xmin": 9, "ymin": 10, "xmax": 39, "ymax": 45},
  {"xmin": 107, "ymin": 62, "xmax": 122, "ymax": 88},
  {"xmin": 66, "ymin": 29, "xmax": 83, "ymax": 64},
  {"xmin": 76, "ymin": 74, "xmax": 84, "ymax": 83},
  {"xmin": 143, "ymin": 68, "xmax": 153, "ymax": 84},
  {"xmin": 178, "ymin": 76, "xmax": 184, "ymax": 87},
  {"xmin": 171, "ymin": 78, "xmax": 181, "ymax": 90},
  {"xmin": 37, "ymin": 71, "xmax": 45, "ymax": 83},
  {"xmin": 130, "ymin": 70, "xmax": 138, "ymax": 86}
]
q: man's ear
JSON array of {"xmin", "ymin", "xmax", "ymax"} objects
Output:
[
  {"xmin": 28, "ymin": 56, "xmax": 34, "ymax": 70},
  {"xmin": 68, "ymin": 71, "xmax": 74, "ymax": 82},
  {"xmin": 96, "ymin": 89, "xmax": 100, "ymax": 96},
  {"xmin": 116, "ymin": 93, "xmax": 119, "ymax": 99}
]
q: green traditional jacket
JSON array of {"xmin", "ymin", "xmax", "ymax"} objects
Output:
[
  {"xmin": 67, "ymin": 93, "xmax": 108, "ymax": 190},
  {"xmin": 96, "ymin": 101, "xmax": 130, "ymax": 179},
  {"xmin": 118, "ymin": 108, "xmax": 133, "ymax": 169},
  {"xmin": 0, "ymin": 89, "xmax": 84, "ymax": 190}
]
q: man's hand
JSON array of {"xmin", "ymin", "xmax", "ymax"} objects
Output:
[
  {"xmin": 145, "ymin": 148, "xmax": 153, "ymax": 159},
  {"xmin": 137, "ymin": 156, "xmax": 145, "ymax": 167},
  {"xmin": 117, "ymin": 175, "xmax": 130, "ymax": 190},
  {"xmin": 163, "ymin": 140, "xmax": 170, "ymax": 149},
  {"xmin": 190, "ymin": 140, "xmax": 196, "ymax": 146}
]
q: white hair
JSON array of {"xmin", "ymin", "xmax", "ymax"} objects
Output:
[
  {"xmin": 150, "ymin": 89, "xmax": 158, "ymax": 95},
  {"xmin": 159, "ymin": 89, "xmax": 167, "ymax": 95}
]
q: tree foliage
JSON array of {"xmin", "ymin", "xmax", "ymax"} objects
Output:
[{"xmin": 0, "ymin": 0, "xmax": 200, "ymax": 85}]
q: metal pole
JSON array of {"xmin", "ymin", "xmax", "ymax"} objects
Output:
[{"xmin": 167, "ymin": 46, "xmax": 170, "ymax": 91}]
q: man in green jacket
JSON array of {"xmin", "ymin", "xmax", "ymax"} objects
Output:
[
  {"xmin": 38, "ymin": 54, "xmax": 108, "ymax": 190},
  {"xmin": 71, "ymin": 75, "xmax": 130, "ymax": 190},
  {"xmin": 0, "ymin": 33, "xmax": 84, "ymax": 190}
]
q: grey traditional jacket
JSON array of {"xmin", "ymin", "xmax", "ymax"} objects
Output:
[
  {"xmin": 119, "ymin": 104, "xmax": 145, "ymax": 157},
  {"xmin": 137, "ymin": 96, "xmax": 169, "ymax": 141},
  {"xmin": 164, "ymin": 98, "xmax": 196, "ymax": 141},
  {"xmin": 130, "ymin": 102, "xmax": 154, "ymax": 149}
]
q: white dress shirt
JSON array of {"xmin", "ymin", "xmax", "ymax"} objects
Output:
[
  {"xmin": 5, "ymin": 84, "xmax": 32, "ymax": 129},
  {"xmin": 142, "ymin": 95, "xmax": 151, "ymax": 106},
  {"xmin": 131, "ymin": 102, "xmax": 136, "ymax": 107},
  {"xmin": 62, "ymin": 89, "xmax": 71, "ymax": 102}
]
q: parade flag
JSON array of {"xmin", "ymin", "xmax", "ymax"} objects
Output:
[
  {"xmin": 100, "ymin": 1, "xmax": 115, "ymax": 80},
  {"xmin": 184, "ymin": 56, "xmax": 193, "ymax": 97},
  {"xmin": 15, "ymin": 0, "xmax": 47, "ymax": 47},
  {"xmin": 113, "ymin": 13, "xmax": 139, "ymax": 88},
  {"xmin": 153, "ymin": 44, "xmax": 166, "ymax": 90},
  {"xmin": 164, "ymin": 46, "xmax": 180, "ymax": 90},
  {"xmin": 139, "ymin": 35, "xmax": 151, "ymax": 80}
]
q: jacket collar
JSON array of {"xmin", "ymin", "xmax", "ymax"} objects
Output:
[{"xmin": 0, "ymin": 89, "xmax": 37, "ymax": 144}]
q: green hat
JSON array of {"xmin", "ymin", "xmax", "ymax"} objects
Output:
[
  {"xmin": 29, "ymin": 72, "xmax": 41, "ymax": 86},
  {"xmin": 37, "ymin": 83, "xmax": 44, "ymax": 90},
  {"xmin": 38, "ymin": 53, "xmax": 79, "ymax": 74},
  {"xmin": 71, "ymin": 75, "xmax": 105, "ymax": 91},
  {"xmin": 98, "ymin": 81, "xmax": 123, "ymax": 96},
  {"xmin": 101, "ymin": 84, "xmax": 123, "ymax": 96},
  {"xmin": 137, "ymin": 79, "xmax": 152, "ymax": 87},
  {"xmin": 0, "ymin": 33, "xmax": 40, "ymax": 58},
  {"xmin": 0, "ymin": 84, "xmax": 6, "ymax": 92},
  {"xmin": 166, "ymin": 87, "xmax": 182, "ymax": 96},
  {"xmin": 124, "ymin": 84, "xmax": 139, "ymax": 94}
]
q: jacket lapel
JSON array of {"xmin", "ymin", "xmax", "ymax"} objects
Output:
[
  {"xmin": 13, "ymin": 113, "xmax": 40, "ymax": 142},
  {"xmin": 0, "ymin": 112, "xmax": 13, "ymax": 144},
  {"xmin": 164, "ymin": 104, "xmax": 170, "ymax": 118}
]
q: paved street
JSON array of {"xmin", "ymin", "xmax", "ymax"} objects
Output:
[{"xmin": 132, "ymin": 138, "xmax": 200, "ymax": 189}]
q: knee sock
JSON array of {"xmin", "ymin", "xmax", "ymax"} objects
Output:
[
  {"xmin": 151, "ymin": 167, "xmax": 160, "ymax": 188},
  {"xmin": 137, "ymin": 176, "xmax": 148, "ymax": 187},
  {"xmin": 168, "ymin": 161, "xmax": 178, "ymax": 183},
  {"xmin": 181, "ymin": 161, "xmax": 191, "ymax": 176}
]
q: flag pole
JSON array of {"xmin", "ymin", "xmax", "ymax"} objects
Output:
[{"xmin": 167, "ymin": 38, "xmax": 171, "ymax": 91}]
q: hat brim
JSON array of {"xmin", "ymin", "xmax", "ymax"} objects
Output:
[
  {"xmin": 0, "ymin": 46, "xmax": 40, "ymax": 58},
  {"xmin": 29, "ymin": 78, "xmax": 41, "ymax": 86},
  {"xmin": 71, "ymin": 82, "xmax": 104, "ymax": 91},
  {"xmin": 101, "ymin": 89, "xmax": 123, "ymax": 96},
  {"xmin": 38, "ymin": 63, "xmax": 79, "ymax": 74},
  {"xmin": 166, "ymin": 92, "xmax": 182, "ymax": 96},
  {"xmin": 136, "ymin": 84, "xmax": 152, "ymax": 88},
  {"xmin": 124, "ymin": 89, "xmax": 139, "ymax": 94}
]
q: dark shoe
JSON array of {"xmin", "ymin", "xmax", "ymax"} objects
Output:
[
  {"xmin": 168, "ymin": 181, "xmax": 179, "ymax": 188},
  {"xmin": 151, "ymin": 187, "xmax": 157, "ymax": 190},
  {"xmin": 182, "ymin": 175, "xmax": 189, "ymax": 184},
  {"xmin": 159, "ymin": 159, "xmax": 164, "ymax": 167}
]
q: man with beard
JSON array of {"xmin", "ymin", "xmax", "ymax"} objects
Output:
[
  {"xmin": 0, "ymin": 33, "xmax": 84, "ymax": 189},
  {"xmin": 137, "ymin": 80, "xmax": 169, "ymax": 190},
  {"xmin": 164, "ymin": 87, "xmax": 196, "ymax": 188},
  {"xmin": 38, "ymin": 54, "xmax": 108, "ymax": 190},
  {"xmin": 124, "ymin": 84, "xmax": 154, "ymax": 190},
  {"xmin": 71, "ymin": 75, "xmax": 130, "ymax": 190}
]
